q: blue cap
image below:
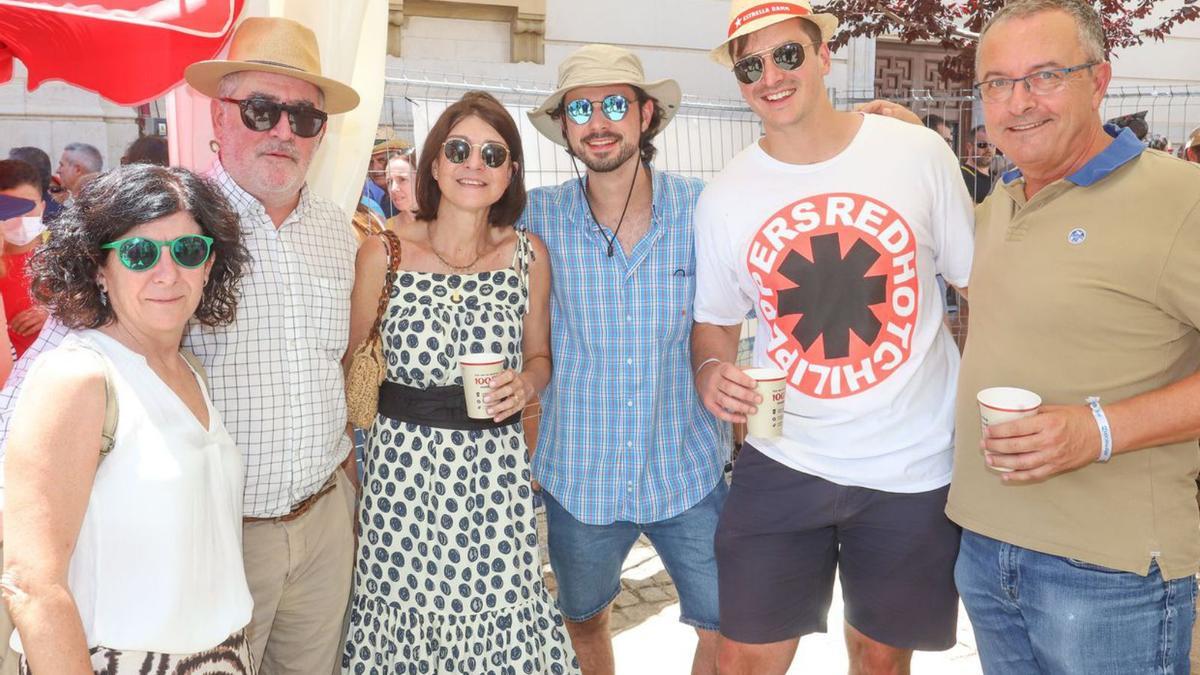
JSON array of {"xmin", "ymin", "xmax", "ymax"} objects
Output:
[{"xmin": 0, "ymin": 195, "xmax": 35, "ymax": 221}]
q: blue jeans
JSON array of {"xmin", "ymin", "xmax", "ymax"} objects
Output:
[
  {"xmin": 542, "ymin": 480, "xmax": 726, "ymax": 631},
  {"xmin": 956, "ymin": 530, "xmax": 1196, "ymax": 674}
]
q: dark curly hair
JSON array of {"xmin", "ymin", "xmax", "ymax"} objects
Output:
[{"xmin": 30, "ymin": 164, "xmax": 249, "ymax": 329}]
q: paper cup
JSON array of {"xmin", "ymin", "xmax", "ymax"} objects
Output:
[
  {"xmin": 745, "ymin": 367, "xmax": 787, "ymax": 438},
  {"xmin": 976, "ymin": 387, "xmax": 1042, "ymax": 473},
  {"xmin": 461, "ymin": 352, "xmax": 506, "ymax": 419}
]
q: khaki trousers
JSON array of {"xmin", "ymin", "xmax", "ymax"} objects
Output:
[{"xmin": 243, "ymin": 470, "xmax": 356, "ymax": 674}]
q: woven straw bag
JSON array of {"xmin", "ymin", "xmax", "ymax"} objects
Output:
[{"xmin": 345, "ymin": 230, "xmax": 401, "ymax": 429}]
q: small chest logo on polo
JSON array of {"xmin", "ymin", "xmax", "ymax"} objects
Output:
[
  {"xmin": 1068, "ymin": 228, "xmax": 1087, "ymax": 245},
  {"xmin": 746, "ymin": 193, "xmax": 919, "ymax": 399}
]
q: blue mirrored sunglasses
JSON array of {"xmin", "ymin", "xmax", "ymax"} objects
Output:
[{"xmin": 564, "ymin": 94, "xmax": 630, "ymax": 125}]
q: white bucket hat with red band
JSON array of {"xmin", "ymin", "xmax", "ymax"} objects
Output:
[{"xmin": 710, "ymin": 1, "xmax": 840, "ymax": 68}]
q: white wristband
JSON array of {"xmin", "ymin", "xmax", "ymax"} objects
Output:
[
  {"xmin": 695, "ymin": 358, "xmax": 722, "ymax": 378},
  {"xmin": 1086, "ymin": 396, "xmax": 1113, "ymax": 463}
]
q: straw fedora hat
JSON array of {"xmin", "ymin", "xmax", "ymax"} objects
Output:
[
  {"xmin": 528, "ymin": 44, "xmax": 681, "ymax": 148},
  {"xmin": 185, "ymin": 17, "xmax": 360, "ymax": 114},
  {"xmin": 710, "ymin": 0, "xmax": 839, "ymax": 68}
]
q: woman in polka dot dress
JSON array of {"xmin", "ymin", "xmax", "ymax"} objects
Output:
[{"xmin": 342, "ymin": 93, "xmax": 577, "ymax": 674}]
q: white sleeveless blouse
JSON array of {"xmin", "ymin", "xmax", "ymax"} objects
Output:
[{"xmin": 11, "ymin": 329, "xmax": 252, "ymax": 654}]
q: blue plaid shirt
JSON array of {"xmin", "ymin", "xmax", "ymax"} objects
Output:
[{"xmin": 520, "ymin": 169, "xmax": 726, "ymax": 525}]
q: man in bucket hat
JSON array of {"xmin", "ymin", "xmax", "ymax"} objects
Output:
[
  {"xmin": 0, "ymin": 16, "xmax": 362, "ymax": 673},
  {"xmin": 690, "ymin": 1, "xmax": 975, "ymax": 672},
  {"xmin": 522, "ymin": 44, "xmax": 727, "ymax": 675}
]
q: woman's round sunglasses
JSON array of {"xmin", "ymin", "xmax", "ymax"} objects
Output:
[
  {"xmin": 564, "ymin": 94, "xmax": 630, "ymax": 125},
  {"xmin": 220, "ymin": 97, "xmax": 328, "ymax": 138},
  {"xmin": 102, "ymin": 235, "xmax": 214, "ymax": 272},
  {"xmin": 442, "ymin": 138, "xmax": 510, "ymax": 168},
  {"xmin": 733, "ymin": 42, "xmax": 815, "ymax": 85}
]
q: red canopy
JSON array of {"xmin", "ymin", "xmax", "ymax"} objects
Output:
[{"xmin": 0, "ymin": 0, "xmax": 244, "ymax": 106}]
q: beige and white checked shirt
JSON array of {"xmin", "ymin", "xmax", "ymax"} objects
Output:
[{"xmin": 0, "ymin": 163, "xmax": 357, "ymax": 518}]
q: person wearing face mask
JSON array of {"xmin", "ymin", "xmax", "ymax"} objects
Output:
[
  {"xmin": 0, "ymin": 161, "xmax": 49, "ymax": 358},
  {"xmin": 0, "ymin": 195, "xmax": 21, "ymax": 385}
]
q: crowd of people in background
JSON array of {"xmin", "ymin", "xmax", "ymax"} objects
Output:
[
  {"xmin": 0, "ymin": 1, "xmax": 1199, "ymax": 674},
  {"xmin": 0, "ymin": 136, "xmax": 172, "ymax": 390}
]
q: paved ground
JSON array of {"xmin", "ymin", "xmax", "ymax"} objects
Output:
[{"xmin": 537, "ymin": 512, "xmax": 984, "ymax": 674}]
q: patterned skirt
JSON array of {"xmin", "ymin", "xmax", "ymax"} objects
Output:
[{"xmin": 21, "ymin": 631, "xmax": 254, "ymax": 675}]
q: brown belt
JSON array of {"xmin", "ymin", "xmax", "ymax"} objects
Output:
[{"xmin": 243, "ymin": 475, "xmax": 339, "ymax": 524}]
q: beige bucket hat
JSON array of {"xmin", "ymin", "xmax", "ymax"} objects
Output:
[
  {"xmin": 528, "ymin": 44, "xmax": 681, "ymax": 148},
  {"xmin": 185, "ymin": 17, "xmax": 360, "ymax": 114},
  {"xmin": 710, "ymin": 0, "xmax": 840, "ymax": 68},
  {"xmin": 372, "ymin": 126, "xmax": 413, "ymax": 156}
]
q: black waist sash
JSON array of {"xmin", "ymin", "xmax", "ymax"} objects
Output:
[{"xmin": 377, "ymin": 381, "xmax": 520, "ymax": 430}]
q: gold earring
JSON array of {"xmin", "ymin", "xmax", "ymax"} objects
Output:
[{"xmin": 209, "ymin": 140, "xmax": 220, "ymax": 153}]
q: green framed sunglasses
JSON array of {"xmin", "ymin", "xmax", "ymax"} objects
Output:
[{"xmin": 101, "ymin": 234, "xmax": 214, "ymax": 271}]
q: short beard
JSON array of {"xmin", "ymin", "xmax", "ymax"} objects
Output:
[{"xmin": 569, "ymin": 133, "xmax": 640, "ymax": 173}]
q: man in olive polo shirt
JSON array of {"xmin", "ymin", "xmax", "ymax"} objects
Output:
[{"xmin": 947, "ymin": 0, "xmax": 1200, "ymax": 672}]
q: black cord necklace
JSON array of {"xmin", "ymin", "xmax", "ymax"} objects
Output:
[{"xmin": 571, "ymin": 157, "xmax": 639, "ymax": 258}]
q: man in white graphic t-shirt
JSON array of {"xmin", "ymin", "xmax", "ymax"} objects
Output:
[{"xmin": 690, "ymin": 2, "xmax": 975, "ymax": 674}]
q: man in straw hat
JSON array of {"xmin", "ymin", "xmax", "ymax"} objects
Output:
[
  {"xmin": 690, "ymin": 1, "xmax": 975, "ymax": 672},
  {"xmin": 182, "ymin": 17, "xmax": 361, "ymax": 672},
  {"xmin": 363, "ymin": 126, "xmax": 413, "ymax": 218},
  {"xmin": 522, "ymin": 44, "xmax": 727, "ymax": 675}
]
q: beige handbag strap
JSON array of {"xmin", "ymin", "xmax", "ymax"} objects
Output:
[
  {"xmin": 179, "ymin": 348, "xmax": 209, "ymax": 389},
  {"xmin": 99, "ymin": 348, "xmax": 207, "ymax": 460},
  {"xmin": 98, "ymin": 354, "xmax": 118, "ymax": 459}
]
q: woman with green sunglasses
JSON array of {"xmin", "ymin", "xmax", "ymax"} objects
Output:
[{"xmin": 2, "ymin": 164, "xmax": 253, "ymax": 673}]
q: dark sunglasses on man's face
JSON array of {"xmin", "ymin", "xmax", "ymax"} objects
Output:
[
  {"xmin": 220, "ymin": 97, "xmax": 328, "ymax": 138},
  {"xmin": 102, "ymin": 234, "xmax": 214, "ymax": 272},
  {"xmin": 975, "ymin": 141, "xmax": 993, "ymax": 150},
  {"xmin": 442, "ymin": 138, "xmax": 510, "ymax": 169},
  {"xmin": 733, "ymin": 42, "xmax": 814, "ymax": 85},
  {"xmin": 564, "ymin": 94, "xmax": 630, "ymax": 125}
]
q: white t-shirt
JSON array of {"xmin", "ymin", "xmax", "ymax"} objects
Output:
[{"xmin": 694, "ymin": 113, "xmax": 974, "ymax": 493}]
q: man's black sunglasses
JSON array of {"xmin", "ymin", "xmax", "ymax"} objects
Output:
[
  {"xmin": 220, "ymin": 97, "xmax": 328, "ymax": 138},
  {"xmin": 732, "ymin": 42, "xmax": 816, "ymax": 85}
]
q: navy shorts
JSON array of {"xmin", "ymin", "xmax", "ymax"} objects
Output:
[{"xmin": 715, "ymin": 443, "xmax": 960, "ymax": 650}]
